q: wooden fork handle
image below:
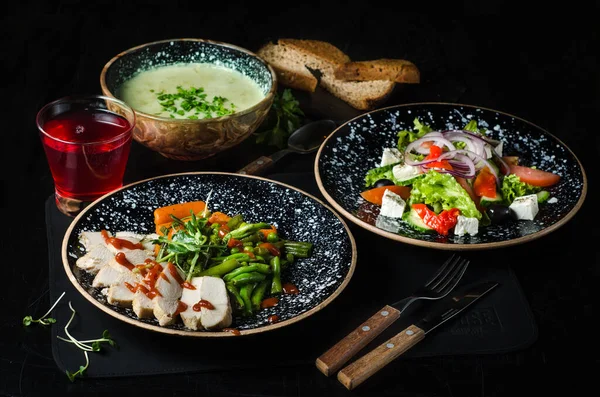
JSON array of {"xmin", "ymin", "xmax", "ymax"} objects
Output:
[
  {"xmin": 337, "ymin": 324, "xmax": 425, "ymax": 390},
  {"xmin": 315, "ymin": 305, "xmax": 401, "ymax": 376}
]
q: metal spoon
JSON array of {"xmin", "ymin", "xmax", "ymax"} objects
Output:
[{"xmin": 238, "ymin": 119, "xmax": 336, "ymax": 175}]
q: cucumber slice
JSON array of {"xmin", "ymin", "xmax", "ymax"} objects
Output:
[
  {"xmin": 479, "ymin": 192, "xmax": 503, "ymax": 207},
  {"xmin": 536, "ymin": 190, "xmax": 550, "ymax": 203},
  {"xmin": 402, "ymin": 207, "xmax": 434, "ymax": 233}
]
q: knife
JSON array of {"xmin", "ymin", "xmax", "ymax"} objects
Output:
[{"xmin": 336, "ymin": 281, "xmax": 499, "ymax": 390}]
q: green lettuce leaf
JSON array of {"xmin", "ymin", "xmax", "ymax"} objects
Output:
[
  {"xmin": 408, "ymin": 170, "xmax": 482, "ymax": 219},
  {"xmin": 396, "ymin": 118, "xmax": 432, "ymax": 152},
  {"xmin": 364, "ymin": 163, "xmax": 400, "ymax": 187},
  {"xmin": 501, "ymin": 174, "xmax": 541, "ymax": 204}
]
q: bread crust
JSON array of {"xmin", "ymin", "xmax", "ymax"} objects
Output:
[
  {"xmin": 334, "ymin": 59, "xmax": 421, "ymax": 83},
  {"xmin": 256, "ymin": 39, "xmax": 412, "ymax": 110}
]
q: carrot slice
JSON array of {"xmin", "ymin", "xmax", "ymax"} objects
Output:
[
  {"xmin": 208, "ymin": 211, "xmax": 231, "ymax": 225},
  {"xmin": 154, "ymin": 201, "xmax": 206, "ymax": 225}
]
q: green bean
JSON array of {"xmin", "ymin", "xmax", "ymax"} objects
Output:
[
  {"xmin": 223, "ymin": 264, "xmax": 272, "ymax": 282},
  {"xmin": 230, "ymin": 247, "xmax": 240, "ymax": 254},
  {"xmin": 210, "ymin": 253, "xmax": 251, "ymax": 262},
  {"xmin": 239, "ymin": 283, "xmax": 256, "ymax": 316},
  {"xmin": 224, "ymin": 222, "xmax": 271, "ymax": 242},
  {"xmin": 197, "ymin": 258, "xmax": 241, "ymax": 277},
  {"xmin": 285, "ymin": 253, "xmax": 295, "ymax": 263},
  {"xmin": 270, "ymin": 255, "xmax": 282, "ymax": 295},
  {"xmin": 226, "ymin": 283, "xmax": 245, "ymax": 310},
  {"xmin": 227, "ymin": 214, "xmax": 244, "ymax": 230},
  {"xmin": 230, "ymin": 272, "xmax": 266, "ymax": 287},
  {"xmin": 250, "ymin": 280, "xmax": 269, "ymax": 311},
  {"xmin": 283, "ymin": 241, "xmax": 313, "ymax": 258},
  {"xmin": 254, "ymin": 246, "xmax": 270, "ymax": 257}
]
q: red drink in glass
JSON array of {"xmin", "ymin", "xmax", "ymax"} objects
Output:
[{"xmin": 37, "ymin": 95, "xmax": 136, "ymax": 216}]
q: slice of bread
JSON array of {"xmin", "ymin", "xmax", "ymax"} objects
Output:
[
  {"xmin": 256, "ymin": 41, "xmax": 319, "ymax": 92},
  {"xmin": 257, "ymin": 38, "xmax": 396, "ymax": 110},
  {"xmin": 334, "ymin": 59, "xmax": 421, "ymax": 83}
]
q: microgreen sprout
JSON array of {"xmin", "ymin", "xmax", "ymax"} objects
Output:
[
  {"xmin": 22, "ymin": 291, "xmax": 66, "ymax": 326},
  {"xmin": 57, "ymin": 302, "xmax": 117, "ymax": 382}
]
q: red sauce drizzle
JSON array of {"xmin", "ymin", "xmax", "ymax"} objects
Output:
[
  {"xmin": 124, "ymin": 282, "xmax": 137, "ymax": 293},
  {"xmin": 282, "ymin": 283, "xmax": 299, "ymax": 295},
  {"xmin": 174, "ymin": 300, "xmax": 188, "ymax": 316},
  {"xmin": 114, "ymin": 252, "xmax": 135, "ymax": 270},
  {"xmin": 261, "ymin": 297, "xmax": 279, "ymax": 309},
  {"xmin": 167, "ymin": 262, "xmax": 185, "ymax": 285},
  {"xmin": 142, "ymin": 262, "xmax": 163, "ymax": 298},
  {"xmin": 101, "ymin": 229, "xmax": 144, "ymax": 250},
  {"xmin": 192, "ymin": 299, "xmax": 215, "ymax": 311},
  {"xmin": 182, "ymin": 281, "xmax": 196, "ymax": 290},
  {"xmin": 159, "ymin": 272, "xmax": 170, "ymax": 282},
  {"xmin": 267, "ymin": 315, "xmax": 280, "ymax": 324},
  {"xmin": 223, "ymin": 328, "xmax": 241, "ymax": 336}
]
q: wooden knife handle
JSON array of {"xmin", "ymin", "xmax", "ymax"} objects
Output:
[
  {"xmin": 315, "ymin": 305, "xmax": 401, "ymax": 376},
  {"xmin": 237, "ymin": 156, "xmax": 274, "ymax": 176},
  {"xmin": 337, "ymin": 324, "xmax": 425, "ymax": 390}
]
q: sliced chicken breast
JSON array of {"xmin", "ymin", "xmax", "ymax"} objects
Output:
[
  {"xmin": 75, "ymin": 244, "xmax": 113, "ymax": 274},
  {"xmin": 199, "ymin": 276, "xmax": 232, "ymax": 330},
  {"xmin": 132, "ymin": 289, "xmax": 155, "ymax": 319},
  {"xmin": 114, "ymin": 231, "xmax": 159, "ymax": 252},
  {"xmin": 179, "ymin": 277, "xmax": 204, "ymax": 330},
  {"xmin": 79, "ymin": 231, "xmax": 108, "ymax": 251},
  {"xmin": 153, "ymin": 263, "xmax": 184, "ymax": 326}
]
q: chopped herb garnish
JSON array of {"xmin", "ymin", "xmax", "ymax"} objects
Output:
[{"xmin": 153, "ymin": 85, "xmax": 236, "ymax": 119}]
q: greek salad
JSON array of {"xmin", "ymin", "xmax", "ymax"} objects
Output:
[{"xmin": 361, "ymin": 118, "xmax": 561, "ymax": 236}]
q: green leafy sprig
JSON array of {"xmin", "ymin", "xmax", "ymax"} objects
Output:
[
  {"xmin": 22, "ymin": 291, "xmax": 65, "ymax": 326},
  {"xmin": 152, "ymin": 86, "xmax": 236, "ymax": 119},
  {"xmin": 254, "ymin": 88, "xmax": 305, "ymax": 149},
  {"xmin": 57, "ymin": 302, "xmax": 118, "ymax": 382}
]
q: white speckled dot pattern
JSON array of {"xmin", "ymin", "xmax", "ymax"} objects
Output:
[
  {"xmin": 65, "ymin": 173, "xmax": 354, "ymax": 332},
  {"xmin": 318, "ymin": 104, "xmax": 585, "ymax": 246},
  {"xmin": 105, "ymin": 40, "xmax": 273, "ymax": 97}
]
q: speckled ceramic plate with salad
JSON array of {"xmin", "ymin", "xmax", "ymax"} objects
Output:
[
  {"xmin": 315, "ymin": 102, "xmax": 587, "ymax": 250},
  {"xmin": 62, "ymin": 172, "xmax": 356, "ymax": 337}
]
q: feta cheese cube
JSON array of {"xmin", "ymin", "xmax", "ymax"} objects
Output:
[
  {"xmin": 379, "ymin": 189, "xmax": 406, "ymax": 218},
  {"xmin": 509, "ymin": 194, "xmax": 539, "ymax": 220},
  {"xmin": 392, "ymin": 164, "xmax": 422, "ymax": 182},
  {"xmin": 454, "ymin": 215, "xmax": 479, "ymax": 236},
  {"xmin": 380, "ymin": 148, "xmax": 402, "ymax": 167}
]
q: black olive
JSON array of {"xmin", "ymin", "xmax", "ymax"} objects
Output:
[
  {"xmin": 486, "ymin": 204, "xmax": 515, "ymax": 223},
  {"xmin": 374, "ymin": 179, "xmax": 395, "ymax": 188}
]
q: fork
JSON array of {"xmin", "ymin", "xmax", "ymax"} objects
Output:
[{"xmin": 315, "ymin": 254, "xmax": 470, "ymax": 376}]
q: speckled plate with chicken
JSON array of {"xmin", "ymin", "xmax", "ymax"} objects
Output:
[
  {"xmin": 62, "ymin": 172, "xmax": 356, "ymax": 337},
  {"xmin": 314, "ymin": 102, "xmax": 587, "ymax": 250}
]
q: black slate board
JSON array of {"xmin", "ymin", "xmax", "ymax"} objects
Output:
[{"xmin": 46, "ymin": 172, "xmax": 537, "ymax": 378}]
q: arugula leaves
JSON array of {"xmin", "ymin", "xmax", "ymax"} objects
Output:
[{"xmin": 254, "ymin": 88, "xmax": 305, "ymax": 149}]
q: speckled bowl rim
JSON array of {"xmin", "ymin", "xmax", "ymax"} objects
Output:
[
  {"xmin": 61, "ymin": 172, "xmax": 357, "ymax": 337},
  {"xmin": 314, "ymin": 102, "xmax": 588, "ymax": 251},
  {"xmin": 99, "ymin": 38, "xmax": 278, "ymax": 124}
]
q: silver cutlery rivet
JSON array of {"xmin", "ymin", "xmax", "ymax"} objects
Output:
[
  {"xmin": 386, "ymin": 343, "xmax": 394, "ymax": 349},
  {"xmin": 381, "ymin": 311, "xmax": 389, "ymax": 317},
  {"xmin": 362, "ymin": 326, "xmax": 370, "ymax": 332},
  {"xmin": 406, "ymin": 330, "xmax": 414, "ymax": 336}
]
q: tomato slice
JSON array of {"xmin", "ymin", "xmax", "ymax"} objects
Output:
[
  {"xmin": 360, "ymin": 185, "xmax": 412, "ymax": 205},
  {"xmin": 412, "ymin": 204, "xmax": 460, "ymax": 236},
  {"xmin": 508, "ymin": 164, "xmax": 560, "ymax": 187},
  {"xmin": 473, "ymin": 167, "xmax": 497, "ymax": 198},
  {"xmin": 423, "ymin": 145, "xmax": 453, "ymax": 170}
]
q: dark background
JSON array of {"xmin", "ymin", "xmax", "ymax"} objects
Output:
[{"xmin": 3, "ymin": 1, "xmax": 599, "ymax": 396}]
